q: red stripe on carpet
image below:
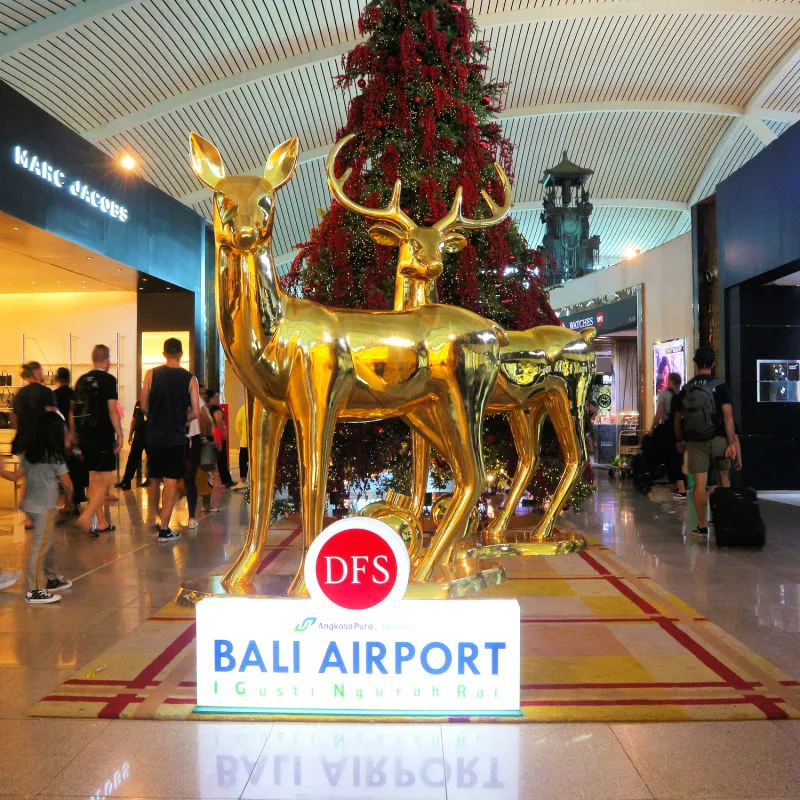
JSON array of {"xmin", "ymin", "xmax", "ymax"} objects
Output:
[
  {"xmin": 579, "ymin": 551, "xmax": 662, "ymax": 615},
  {"xmin": 99, "ymin": 693, "xmax": 143, "ymax": 719},
  {"xmin": 257, "ymin": 527, "xmax": 302, "ymax": 574},
  {"xmin": 127, "ymin": 623, "xmax": 197, "ymax": 690},
  {"xmin": 41, "ymin": 694, "xmax": 144, "ymax": 705},
  {"xmin": 521, "ymin": 617, "xmax": 679, "ymax": 624},
  {"xmin": 521, "ymin": 680, "xmax": 761, "ymax": 690},
  {"xmin": 521, "ymin": 697, "xmax": 782, "ymax": 708},
  {"xmin": 578, "ymin": 550, "xmax": 754, "ymax": 693},
  {"xmin": 65, "ymin": 679, "xmax": 160, "ymax": 687},
  {"xmin": 657, "ymin": 619, "xmax": 751, "ymax": 691}
]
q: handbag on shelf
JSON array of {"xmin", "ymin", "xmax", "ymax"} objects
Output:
[
  {"xmin": 0, "ymin": 370, "xmax": 10, "ymax": 387},
  {"xmin": 44, "ymin": 369, "xmax": 55, "ymax": 386}
]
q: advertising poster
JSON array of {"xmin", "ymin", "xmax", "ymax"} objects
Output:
[{"xmin": 653, "ymin": 338, "xmax": 686, "ymax": 405}]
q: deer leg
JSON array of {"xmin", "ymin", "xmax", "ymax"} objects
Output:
[
  {"xmin": 287, "ymin": 359, "xmax": 352, "ymax": 596},
  {"xmin": 483, "ymin": 403, "xmax": 548, "ymax": 544},
  {"xmin": 409, "ymin": 429, "xmax": 431, "ymax": 519},
  {"xmin": 407, "ymin": 377, "xmax": 491, "ymax": 583},
  {"xmin": 222, "ymin": 399, "xmax": 286, "ymax": 592},
  {"xmin": 533, "ymin": 382, "xmax": 589, "ymax": 541}
]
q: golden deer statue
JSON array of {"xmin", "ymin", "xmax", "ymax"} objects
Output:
[
  {"xmin": 327, "ymin": 135, "xmax": 596, "ymax": 545},
  {"xmin": 190, "ymin": 132, "xmax": 508, "ymax": 591}
]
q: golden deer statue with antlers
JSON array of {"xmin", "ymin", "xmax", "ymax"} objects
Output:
[
  {"xmin": 190, "ymin": 132, "xmax": 511, "ymax": 591},
  {"xmin": 327, "ymin": 135, "xmax": 596, "ymax": 545}
]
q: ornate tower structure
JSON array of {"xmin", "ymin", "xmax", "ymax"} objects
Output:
[{"xmin": 540, "ymin": 152, "xmax": 600, "ymax": 286}]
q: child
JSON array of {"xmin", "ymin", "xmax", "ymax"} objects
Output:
[{"xmin": 0, "ymin": 411, "xmax": 73, "ymax": 604}]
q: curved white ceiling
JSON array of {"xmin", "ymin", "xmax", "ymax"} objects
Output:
[{"xmin": 1, "ymin": 0, "xmax": 798, "ymax": 269}]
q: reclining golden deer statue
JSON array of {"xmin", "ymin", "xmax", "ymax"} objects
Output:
[
  {"xmin": 190, "ymin": 132, "xmax": 509, "ymax": 591},
  {"xmin": 327, "ymin": 135, "xmax": 596, "ymax": 545}
]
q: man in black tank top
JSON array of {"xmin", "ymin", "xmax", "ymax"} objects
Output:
[{"xmin": 141, "ymin": 338, "xmax": 200, "ymax": 542}]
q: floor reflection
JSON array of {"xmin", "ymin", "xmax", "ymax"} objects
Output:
[{"xmin": 195, "ymin": 723, "xmax": 519, "ymax": 800}]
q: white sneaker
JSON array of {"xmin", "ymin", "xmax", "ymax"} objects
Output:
[
  {"xmin": 26, "ymin": 589, "xmax": 61, "ymax": 604},
  {"xmin": 0, "ymin": 571, "xmax": 20, "ymax": 591},
  {"xmin": 187, "ymin": 518, "xmax": 199, "ymax": 529}
]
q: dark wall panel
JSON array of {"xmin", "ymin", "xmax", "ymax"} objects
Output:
[
  {"xmin": 726, "ymin": 284, "xmax": 800, "ymax": 489},
  {"xmin": 717, "ymin": 122, "xmax": 800, "ymax": 289}
]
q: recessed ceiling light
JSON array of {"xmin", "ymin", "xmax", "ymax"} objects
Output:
[
  {"xmin": 86, "ymin": 256, "xmax": 93, "ymax": 260},
  {"xmin": 121, "ymin": 154, "xmax": 136, "ymax": 170},
  {"xmin": 31, "ymin": 281, "xmax": 36, "ymax": 285},
  {"xmin": 142, "ymin": 277, "xmax": 148, "ymax": 281},
  {"xmin": 12, "ymin": 226, "xmax": 19, "ymax": 231}
]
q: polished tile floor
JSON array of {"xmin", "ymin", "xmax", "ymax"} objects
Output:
[{"xmin": 0, "ymin": 479, "xmax": 798, "ymax": 799}]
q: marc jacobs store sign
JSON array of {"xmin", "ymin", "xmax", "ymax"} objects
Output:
[{"xmin": 12, "ymin": 145, "xmax": 129, "ymax": 222}]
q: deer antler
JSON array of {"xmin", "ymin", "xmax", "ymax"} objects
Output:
[
  {"xmin": 326, "ymin": 134, "xmax": 416, "ymax": 232},
  {"xmin": 433, "ymin": 163, "xmax": 512, "ymax": 232}
]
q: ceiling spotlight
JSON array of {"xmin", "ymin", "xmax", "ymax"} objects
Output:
[
  {"xmin": 622, "ymin": 246, "xmax": 640, "ymax": 260},
  {"xmin": 12, "ymin": 226, "xmax": 19, "ymax": 231},
  {"xmin": 121, "ymin": 154, "xmax": 136, "ymax": 170}
]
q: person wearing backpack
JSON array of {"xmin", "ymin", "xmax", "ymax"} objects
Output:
[
  {"xmin": 673, "ymin": 347, "xmax": 737, "ymax": 538},
  {"xmin": 73, "ymin": 345, "xmax": 123, "ymax": 536},
  {"xmin": 652, "ymin": 372, "xmax": 686, "ymax": 499}
]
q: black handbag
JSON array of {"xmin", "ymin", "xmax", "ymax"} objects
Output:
[{"xmin": 0, "ymin": 370, "xmax": 10, "ymax": 386}]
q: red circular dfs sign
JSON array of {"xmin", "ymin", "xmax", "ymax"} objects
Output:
[{"xmin": 305, "ymin": 518, "xmax": 410, "ymax": 610}]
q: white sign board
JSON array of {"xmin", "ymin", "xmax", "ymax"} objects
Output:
[{"xmin": 196, "ymin": 596, "xmax": 520, "ymax": 716}]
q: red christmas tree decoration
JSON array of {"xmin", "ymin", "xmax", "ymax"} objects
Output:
[{"xmin": 278, "ymin": 0, "xmax": 588, "ymax": 507}]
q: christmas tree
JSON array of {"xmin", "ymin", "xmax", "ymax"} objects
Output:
[{"xmin": 281, "ymin": 0, "xmax": 592, "ymax": 509}]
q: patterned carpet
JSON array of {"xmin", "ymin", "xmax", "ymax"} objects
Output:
[{"xmin": 27, "ymin": 520, "xmax": 800, "ymax": 722}]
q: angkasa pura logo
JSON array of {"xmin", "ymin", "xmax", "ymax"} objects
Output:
[{"xmin": 294, "ymin": 617, "xmax": 317, "ymax": 632}]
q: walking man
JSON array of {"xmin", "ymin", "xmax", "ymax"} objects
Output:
[
  {"xmin": 74, "ymin": 345, "xmax": 123, "ymax": 535},
  {"xmin": 12, "ymin": 361, "xmax": 55, "ymax": 457},
  {"xmin": 673, "ymin": 347, "xmax": 737, "ymax": 539},
  {"xmin": 141, "ymin": 337, "xmax": 200, "ymax": 542}
]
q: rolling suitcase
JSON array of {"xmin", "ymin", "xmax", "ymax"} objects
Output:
[{"xmin": 710, "ymin": 487, "xmax": 765, "ymax": 548}]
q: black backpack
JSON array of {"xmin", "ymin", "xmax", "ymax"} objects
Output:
[
  {"xmin": 680, "ymin": 378, "xmax": 722, "ymax": 442},
  {"xmin": 73, "ymin": 373, "xmax": 101, "ymax": 433}
]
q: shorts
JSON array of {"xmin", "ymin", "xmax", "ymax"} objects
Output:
[
  {"xmin": 686, "ymin": 436, "xmax": 731, "ymax": 475},
  {"xmin": 81, "ymin": 445, "xmax": 116, "ymax": 473},
  {"xmin": 146, "ymin": 444, "xmax": 186, "ymax": 480}
]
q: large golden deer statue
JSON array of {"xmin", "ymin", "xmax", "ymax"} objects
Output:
[
  {"xmin": 190, "ymin": 133, "xmax": 507, "ymax": 591},
  {"xmin": 327, "ymin": 136, "xmax": 596, "ymax": 545}
]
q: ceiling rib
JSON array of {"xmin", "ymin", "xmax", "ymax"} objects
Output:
[
  {"xmin": 498, "ymin": 101, "xmax": 745, "ymax": 121},
  {"xmin": 0, "ymin": 0, "xmax": 143, "ymax": 58},
  {"xmin": 82, "ymin": 41, "xmax": 357, "ymax": 142},
  {"xmin": 479, "ymin": 0, "xmax": 800, "ymax": 28},
  {"xmin": 176, "ymin": 102, "xmax": 773, "ymax": 206},
  {"xmin": 689, "ymin": 38, "xmax": 800, "ymax": 204},
  {"xmin": 512, "ymin": 199, "xmax": 690, "ymax": 214},
  {"xmin": 689, "ymin": 119, "xmax": 746, "ymax": 205},
  {"xmin": 78, "ymin": 2, "xmax": 800, "ymax": 141},
  {"xmin": 746, "ymin": 39, "xmax": 800, "ymax": 112}
]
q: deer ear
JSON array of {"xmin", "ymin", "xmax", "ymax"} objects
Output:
[
  {"xmin": 190, "ymin": 133, "xmax": 225, "ymax": 189},
  {"xmin": 369, "ymin": 224, "xmax": 405, "ymax": 248},
  {"xmin": 264, "ymin": 137, "xmax": 299, "ymax": 190},
  {"xmin": 443, "ymin": 232, "xmax": 467, "ymax": 253}
]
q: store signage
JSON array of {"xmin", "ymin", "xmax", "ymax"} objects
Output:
[
  {"xmin": 12, "ymin": 146, "xmax": 129, "ymax": 222},
  {"xmin": 195, "ymin": 518, "xmax": 521, "ymax": 716},
  {"xmin": 558, "ymin": 295, "xmax": 638, "ymax": 334}
]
